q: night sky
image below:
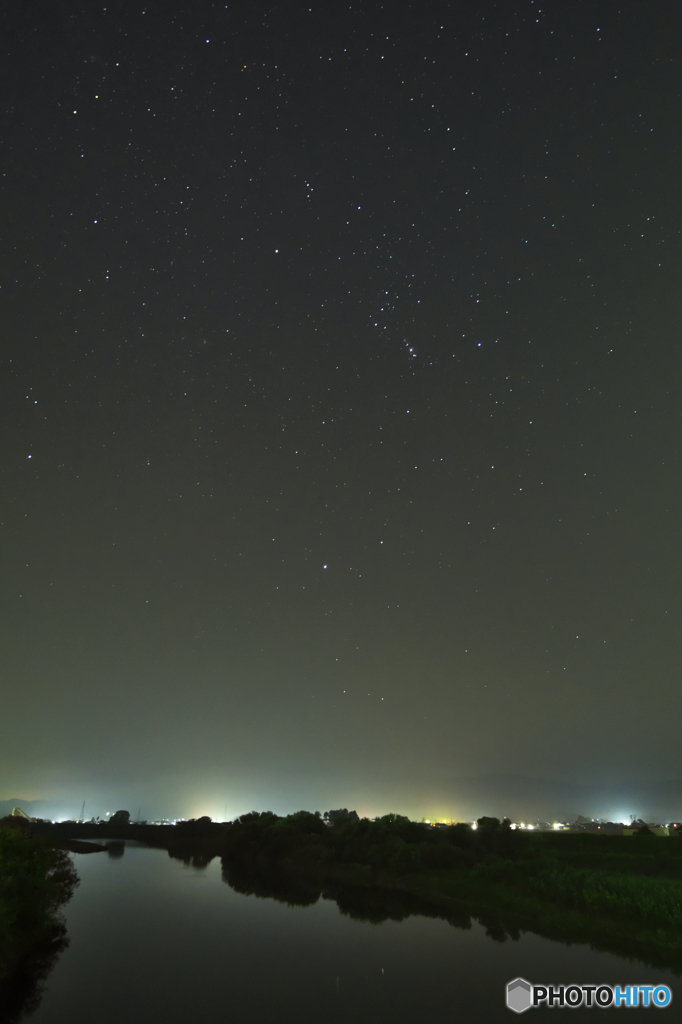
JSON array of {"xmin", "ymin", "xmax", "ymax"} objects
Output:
[{"xmin": 2, "ymin": 1, "xmax": 680, "ymax": 823}]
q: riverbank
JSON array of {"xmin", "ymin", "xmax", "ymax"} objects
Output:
[
  {"xmin": 29, "ymin": 813, "xmax": 682, "ymax": 973},
  {"xmin": 0, "ymin": 818, "xmax": 79, "ymax": 1021},
  {"xmin": 305, "ymin": 860, "xmax": 682, "ymax": 973}
]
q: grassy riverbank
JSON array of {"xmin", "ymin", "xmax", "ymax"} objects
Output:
[
  {"xmin": 218, "ymin": 812, "xmax": 682, "ymax": 970},
  {"xmin": 320, "ymin": 861, "xmax": 682, "ymax": 971}
]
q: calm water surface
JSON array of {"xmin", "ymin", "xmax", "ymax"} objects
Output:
[{"xmin": 27, "ymin": 844, "xmax": 677, "ymax": 1022}]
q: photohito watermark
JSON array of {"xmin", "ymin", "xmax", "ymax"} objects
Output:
[{"xmin": 506, "ymin": 978, "xmax": 672, "ymax": 1012}]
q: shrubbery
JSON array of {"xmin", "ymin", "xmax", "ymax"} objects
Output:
[
  {"xmin": 217, "ymin": 810, "xmax": 682, "ymax": 939},
  {"xmin": 0, "ymin": 817, "xmax": 79, "ymax": 1019},
  {"xmin": 0, "ymin": 818, "xmax": 79, "ymax": 969},
  {"xmin": 221, "ymin": 811, "xmax": 481, "ymax": 874}
]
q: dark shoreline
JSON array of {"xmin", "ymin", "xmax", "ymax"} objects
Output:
[{"xmin": 0, "ymin": 820, "xmax": 79, "ymax": 1023}]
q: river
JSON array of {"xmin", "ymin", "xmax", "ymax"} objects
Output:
[{"xmin": 26, "ymin": 842, "xmax": 678, "ymax": 1021}]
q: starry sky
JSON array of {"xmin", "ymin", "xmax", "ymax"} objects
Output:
[{"xmin": 2, "ymin": 0, "xmax": 681, "ymax": 822}]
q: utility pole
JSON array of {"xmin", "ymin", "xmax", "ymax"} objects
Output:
[{"xmin": 80, "ymin": 801, "xmax": 85, "ymax": 823}]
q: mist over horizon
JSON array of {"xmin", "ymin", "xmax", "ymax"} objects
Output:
[{"xmin": 5, "ymin": 773, "xmax": 681, "ymax": 828}]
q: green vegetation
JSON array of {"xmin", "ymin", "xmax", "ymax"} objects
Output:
[
  {"xmin": 0, "ymin": 817, "xmax": 79, "ymax": 1020},
  {"xmin": 217, "ymin": 811, "xmax": 682, "ymax": 971}
]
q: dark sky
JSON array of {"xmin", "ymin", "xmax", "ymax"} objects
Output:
[{"xmin": 2, "ymin": 1, "xmax": 680, "ymax": 822}]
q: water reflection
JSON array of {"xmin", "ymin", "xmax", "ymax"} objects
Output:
[
  {"xmin": 217, "ymin": 858, "xmax": 682, "ymax": 974},
  {"xmin": 220, "ymin": 857, "xmax": 525, "ymax": 943},
  {"xmin": 0, "ymin": 922, "xmax": 69, "ymax": 1023},
  {"xmin": 221, "ymin": 859, "xmax": 322, "ymax": 906},
  {"xmin": 22, "ymin": 845, "xmax": 680, "ymax": 1024},
  {"xmin": 2, "ymin": 838, "xmax": 129, "ymax": 1021},
  {"xmin": 167, "ymin": 847, "xmax": 215, "ymax": 870}
]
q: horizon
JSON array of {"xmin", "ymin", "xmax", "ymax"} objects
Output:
[{"xmin": 5, "ymin": 772, "xmax": 681, "ymax": 828}]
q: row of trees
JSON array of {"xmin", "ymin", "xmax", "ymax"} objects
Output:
[{"xmin": 217, "ymin": 809, "xmax": 529, "ymax": 876}]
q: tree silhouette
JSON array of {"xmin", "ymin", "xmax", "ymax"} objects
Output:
[{"xmin": 108, "ymin": 810, "xmax": 130, "ymax": 827}]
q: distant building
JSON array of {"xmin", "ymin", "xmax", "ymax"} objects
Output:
[
  {"xmin": 11, "ymin": 807, "xmax": 36, "ymax": 822},
  {"xmin": 622, "ymin": 825, "xmax": 669, "ymax": 837}
]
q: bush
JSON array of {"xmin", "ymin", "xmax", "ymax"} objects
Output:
[
  {"xmin": 0, "ymin": 819, "xmax": 79, "ymax": 981},
  {"xmin": 418, "ymin": 843, "xmax": 465, "ymax": 871}
]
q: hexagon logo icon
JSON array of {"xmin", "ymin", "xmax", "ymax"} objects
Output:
[{"xmin": 507, "ymin": 978, "xmax": 532, "ymax": 1013}]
